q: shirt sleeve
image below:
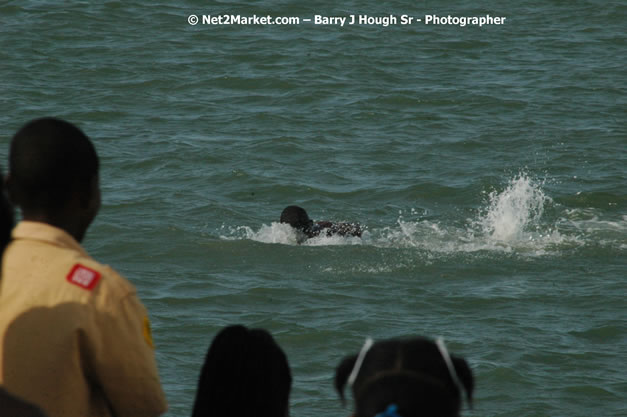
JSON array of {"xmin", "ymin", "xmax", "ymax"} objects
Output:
[{"xmin": 87, "ymin": 292, "xmax": 168, "ymax": 417}]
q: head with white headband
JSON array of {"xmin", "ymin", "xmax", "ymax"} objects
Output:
[{"xmin": 334, "ymin": 336, "xmax": 474, "ymax": 417}]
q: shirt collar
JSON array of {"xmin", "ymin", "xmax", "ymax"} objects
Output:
[{"xmin": 11, "ymin": 221, "xmax": 88, "ymax": 256}]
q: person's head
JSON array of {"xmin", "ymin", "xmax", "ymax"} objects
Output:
[
  {"xmin": 192, "ymin": 325, "xmax": 292, "ymax": 417},
  {"xmin": 8, "ymin": 117, "xmax": 100, "ymax": 241},
  {"xmin": 280, "ymin": 206, "xmax": 313, "ymax": 232},
  {"xmin": 0, "ymin": 170, "xmax": 15, "ymax": 253},
  {"xmin": 335, "ymin": 337, "xmax": 474, "ymax": 417}
]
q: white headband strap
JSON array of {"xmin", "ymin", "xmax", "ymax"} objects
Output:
[
  {"xmin": 348, "ymin": 337, "xmax": 374, "ymax": 387},
  {"xmin": 435, "ymin": 337, "xmax": 465, "ymax": 396}
]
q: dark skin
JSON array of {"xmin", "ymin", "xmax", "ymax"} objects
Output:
[{"xmin": 5, "ymin": 175, "xmax": 101, "ymax": 243}]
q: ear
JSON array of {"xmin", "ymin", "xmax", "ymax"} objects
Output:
[
  {"xmin": 76, "ymin": 175, "xmax": 100, "ymax": 212},
  {"xmin": 452, "ymin": 356, "xmax": 474, "ymax": 404},
  {"xmin": 335, "ymin": 354, "xmax": 359, "ymax": 404},
  {"xmin": 4, "ymin": 173, "xmax": 19, "ymax": 206}
]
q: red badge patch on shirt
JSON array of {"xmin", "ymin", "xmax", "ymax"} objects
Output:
[{"xmin": 66, "ymin": 264, "xmax": 101, "ymax": 291}]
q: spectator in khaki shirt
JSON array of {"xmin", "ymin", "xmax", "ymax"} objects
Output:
[
  {"xmin": 0, "ymin": 118, "xmax": 167, "ymax": 417},
  {"xmin": 0, "ymin": 168, "xmax": 48, "ymax": 417}
]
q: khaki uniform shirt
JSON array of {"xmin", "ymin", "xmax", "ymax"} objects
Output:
[{"xmin": 0, "ymin": 221, "xmax": 167, "ymax": 417}]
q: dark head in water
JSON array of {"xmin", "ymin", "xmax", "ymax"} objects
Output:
[
  {"xmin": 280, "ymin": 205, "xmax": 314, "ymax": 233},
  {"xmin": 279, "ymin": 205, "xmax": 362, "ymax": 240}
]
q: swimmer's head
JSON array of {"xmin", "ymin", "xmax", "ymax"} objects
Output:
[{"xmin": 280, "ymin": 205, "xmax": 313, "ymax": 232}]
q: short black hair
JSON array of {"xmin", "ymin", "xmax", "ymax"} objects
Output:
[
  {"xmin": 192, "ymin": 325, "xmax": 292, "ymax": 417},
  {"xmin": 335, "ymin": 337, "xmax": 474, "ymax": 417},
  {"xmin": 9, "ymin": 117, "xmax": 99, "ymax": 211},
  {"xmin": 280, "ymin": 206, "xmax": 312, "ymax": 231}
]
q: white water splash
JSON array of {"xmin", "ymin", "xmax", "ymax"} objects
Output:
[
  {"xmin": 301, "ymin": 232, "xmax": 364, "ymax": 246},
  {"xmin": 220, "ymin": 222, "xmax": 300, "ymax": 245},
  {"xmin": 219, "ymin": 222, "xmax": 363, "ymax": 246},
  {"xmin": 370, "ymin": 174, "xmax": 572, "ymax": 255},
  {"xmin": 476, "ymin": 174, "xmax": 550, "ymax": 243}
]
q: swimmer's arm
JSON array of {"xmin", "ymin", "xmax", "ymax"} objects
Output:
[
  {"xmin": 336, "ymin": 222, "xmax": 362, "ymax": 237},
  {"xmin": 318, "ymin": 221, "xmax": 362, "ymax": 237},
  {"xmin": 315, "ymin": 221, "xmax": 334, "ymax": 229}
]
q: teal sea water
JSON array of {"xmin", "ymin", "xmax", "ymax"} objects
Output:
[{"xmin": 1, "ymin": 1, "xmax": 625, "ymax": 416}]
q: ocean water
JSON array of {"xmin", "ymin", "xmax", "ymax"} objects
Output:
[{"xmin": 1, "ymin": 1, "xmax": 625, "ymax": 416}]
